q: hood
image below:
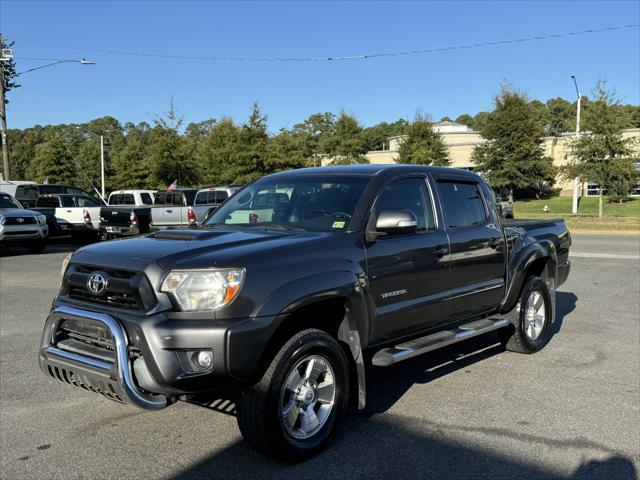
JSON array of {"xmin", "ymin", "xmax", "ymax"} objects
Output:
[
  {"xmin": 70, "ymin": 227, "xmax": 332, "ymax": 272},
  {"xmin": 0, "ymin": 208, "xmax": 39, "ymax": 217}
]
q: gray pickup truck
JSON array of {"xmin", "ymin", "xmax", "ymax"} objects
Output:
[
  {"xmin": 148, "ymin": 189, "xmax": 198, "ymax": 231},
  {"xmin": 39, "ymin": 165, "xmax": 571, "ymax": 461},
  {"xmin": 0, "ymin": 192, "xmax": 49, "ymax": 253}
]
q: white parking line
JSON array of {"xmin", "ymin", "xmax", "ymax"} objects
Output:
[{"xmin": 570, "ymin": 252, "xmax": 640, "ymax": 260}]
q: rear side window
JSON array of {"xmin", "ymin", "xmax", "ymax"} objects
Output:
[
  {"xmin": 76, "ymin": 196, "xmax": 100, "ymax": 207},
  {"xmin": 123, "ymin": 194, "xmax": 135, "ymax": 205},
  {"xmin": 375, "ymin": 177, "xmax": 436, "ymax": 232},
  {"xmin": 183, "ymin": 190, "xmax": 196, "ymax": 205},
  {"xmin": 16, "ymin": 186, "xmax": 37, "ymax": 202},
  {"xmin": 154, "ymin": 193, "xmax": 167, "ymax": 205},
  {"xmin": 195, "ymin": 192, "xmax": 208, "ymax": 205},
  {"xmin": 109, "ymin": 194, "xmax": 122, "ymax": 205},
  {"xmin": 61, "ymin": 197, "xmax": 76, "ymax": 208},
  {"xmin": 140, "ymin": 193, "xmax": 153, "ymax": 205},
  {"xmin": 36, "ymin": 197, "xmax": 60, "ymax": 207},
  {"xmin": 436, "ymin": 181, "xmax": 487, "ymax": 228}
]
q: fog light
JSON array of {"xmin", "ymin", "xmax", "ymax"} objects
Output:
[{"xmin": 195, "ymin": 351, "xmax": 213, "ymax": 369}]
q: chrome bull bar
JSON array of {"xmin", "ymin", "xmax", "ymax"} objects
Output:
[{"xmin": 39, "ymin": 305, "xmax": 167, "ymax": 410}]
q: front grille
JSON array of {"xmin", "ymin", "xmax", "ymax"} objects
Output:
[
  {"xmin": 62, "ymin": 264, "xmax": 156, "ymax": 311},
  {"xmin": 57, "ymin": 317, "xmax": 115, "ymax": 352},
  {"xmin": 3, "ymin": 216, "xmax": 37, "ymax": 225},
  {"xmin": 2, "ymin": 230, "xmax": 39, "ymax": 235}
]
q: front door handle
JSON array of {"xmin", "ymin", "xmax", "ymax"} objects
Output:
[
  {"xmin": 166, "ymin": 209, "xmax": 172, "ymax": 213},
  {"xmin": 433, "ymin": 246, "xmax": 449, "ymax": 258}
]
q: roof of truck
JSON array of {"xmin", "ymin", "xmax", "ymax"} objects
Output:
[{"xmin": 268, "ymin": 164, "xmax": 481, "ymax": 178}]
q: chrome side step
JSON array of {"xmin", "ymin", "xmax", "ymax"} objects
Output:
[{"xmin": 371, "ymin": 317, "xmax": 509, "ymax": 367}]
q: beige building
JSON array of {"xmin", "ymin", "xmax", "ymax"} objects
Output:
[{"xmin": 358, "ymin": 121, "xmax": 640, "ymax": 196}]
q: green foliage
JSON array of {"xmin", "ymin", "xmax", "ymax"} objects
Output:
[
  {"xmin": 472, "ymin": 85, "xmax": 553, "ymax": 199},
  {"xmin": 563, "ymin": 81, "xmax": 636, "ymax": 217},
  {"xmin": 398, "ymin": 114, "xmax": 450, "ymax": 166},
  {"xmin": 111, "ymin": 123, "xmax": 152, "ymax": 189},
  {"xmin": 1, "ymin": 35, "xmax": 20, "ymax": 101},
  {"xmin": 361, "ymin": 119, "xmax": 408, "ymax": 151},
  {"xmin": 30, "ymin": 136, "xmax": 78, "ymax": 185},
  {"xmin": 455, "ymin": 114, "xmax": 473, "ymax": 126},
  {"xmin": 606, "ymin": 157, "xmax": 640, "ymax": 202},
  {"xmin": 320, "ymin": 112, "xmax": 368, "ymax": 165}
]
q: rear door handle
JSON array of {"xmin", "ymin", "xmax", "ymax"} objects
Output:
[
  {"xmin": 166, "ymin": 209, "xmax": 172, "ymax": 213},
  {"xmin": 433, "ymin": 246, "xmax": 449, "ymax": 258}
]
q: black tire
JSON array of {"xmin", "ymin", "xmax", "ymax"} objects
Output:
[
  {"xmin": 236, "ymin": 328, "xmax": 350, "ymax": 462},
  {"xmin": 499, "ymin": 276, "xmax": 552, "ymax": 354},
  {"xmin": 26, "ymin": 240, "xmax": 46, "ymax": 254}
]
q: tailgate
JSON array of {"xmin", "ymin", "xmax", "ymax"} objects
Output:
[
  {"xmin": 151, "ymin": 206, "xmax": 184, "ymax": 227},
  {"xmin": 100, "ymin": 208, "xmax": 132, "ymax": 227}
]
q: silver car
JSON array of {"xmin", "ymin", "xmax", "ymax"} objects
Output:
[{"xmin": 0, "ymin": 193, "xmax": 49, "ymax": 254}]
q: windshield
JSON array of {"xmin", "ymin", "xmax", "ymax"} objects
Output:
[
  {"xmin": 0, "ymin": 193, "xmax": 23, "ymax": 209},
  {"xmin": 204, "ymin": 175, "xmax": 370, "ymax": 232}
]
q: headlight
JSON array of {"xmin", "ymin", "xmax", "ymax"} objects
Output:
[
  {"xmin": 37, "ymin": 215, "xmax": 47, "ymax": 224},
  {"xmin": 161, "ymin": 268, "xmax": 245, "ymax": 312},
  {"xmin": 61, "ymin": 253, "xmax": 73, "ymax": 277}
]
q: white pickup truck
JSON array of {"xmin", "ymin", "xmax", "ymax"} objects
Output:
[
  {"xmin": 34, "ymin": 194, "xmax": 102, "ymax": 240},
  {"xmin": 191, "ymin": 186, "xmax": 240, "ymax": 224}
]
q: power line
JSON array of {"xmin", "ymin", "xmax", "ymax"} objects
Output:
[{"xmin": 15, "ymin": 24, "xmax": 639, "ymax": 63}]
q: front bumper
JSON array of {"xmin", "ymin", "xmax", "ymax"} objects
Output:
[
  {"xmin": 0, "ymin": 224, "xmax": 48, "ymax": 244},
  {"xmin": 39, "ymin": 304, "xmax": 278, "ymax": 409}
]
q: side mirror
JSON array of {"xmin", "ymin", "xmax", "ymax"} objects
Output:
[{"xmin": 367, "ymin": 210, "xmax": 417, "ymax": 241}]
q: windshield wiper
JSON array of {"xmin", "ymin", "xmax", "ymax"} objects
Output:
[{"xmin": 260, "ymin": 223, "xmax": 307, "ymax": 232}]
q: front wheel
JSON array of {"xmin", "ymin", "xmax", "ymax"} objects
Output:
[
  {"xmin": 499, "ymin": 276, "xmax": 553, "ymax": 354},
  {"xmin": 236, "ymin": 329, "xmax": 350, "ymax": 462}
]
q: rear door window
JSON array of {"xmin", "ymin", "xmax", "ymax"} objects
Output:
[
  {"xmin": 61, "ymin": 197, "xmax": 76, "ymax": 208},
  {"xmin": 36, "ymin": 197, "xmax": 60, "ymax": 208},
  {"xmin": 436, "ymin": 181, "xmax": 487, "ymax": 229},
  {"xmin": 123, "ymin": 194, "xmax": 135, "ymax": 205},
  {"xmin": 154, "ymin": 192, "xmax": 167, "ymax": 205},
  {"xmin": 140, "ymin": 193, "xmax": 153, "ymax": 205}
]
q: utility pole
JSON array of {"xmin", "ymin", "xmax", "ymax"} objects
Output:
[
  {"xmin": 100, "ymin": 135, "xmax": 105, "ymax": 198},
  {"xmin": 0, "ymin": 46, "xmax": 10, "ymax": 180},
  {"xmin": 571, "ymin": 75, "xmax": 581, "ymax": 215}
]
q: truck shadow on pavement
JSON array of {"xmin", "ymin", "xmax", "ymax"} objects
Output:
[
  {"xmin": 168, "ymin": 292, "xmax": 617, "ymax": 480},
  {"xmin": 169, "ymin": 414, "xmax": 636, "ymax": 480}
]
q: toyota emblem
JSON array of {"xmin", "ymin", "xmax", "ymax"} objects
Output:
[
  {"xmin": 16, "ymin": 218, "xmax": 24, "ymax": 223},
  {"xmin": 87, "ymin": 272, "xmax": 108, "ymax": 294}
]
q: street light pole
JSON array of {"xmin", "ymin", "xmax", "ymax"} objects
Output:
[
  {"xmin": 100, "ymin": 135, "xmax": 105, "ymax": 198},
  {"xmin": 0, "ymin": 58, "xmax": 9, "ymax": 179},
  {"xmin": 571, "ymin": 75, "xmax": 581, "ymax": 215}
]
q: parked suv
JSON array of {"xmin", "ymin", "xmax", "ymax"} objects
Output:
[
  {"xmin": 0, "ymin": 192, "xmax": 48, "ymax": 253},
  {"xmin": 15, "ymin": 184, "xmax": 103, "ymax": 209}
]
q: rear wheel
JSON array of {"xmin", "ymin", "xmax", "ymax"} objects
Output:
[
  {"xmin": 236, "ymin": 329, "xmax": 350, "ymax": 462},
  {"xmin": 499, "ymin": 276, "xmax": 552, "ymax": 353}
]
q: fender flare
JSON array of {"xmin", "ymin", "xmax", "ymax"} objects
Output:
[
  {"xmin": 253, "ymin": 269, "xmax": 370, "ymax": 409},
  {"xmin": 500, "ymin": 238, "xmax": 558, "ymax": 314}
]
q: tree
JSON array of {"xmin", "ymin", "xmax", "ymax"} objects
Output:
[
  {"xmin": 398, "ymin": 113, "xmax": 450, "ymax": 166},
  {"xmin": 30, "ymin": 136, "xmax": 77, "ymax": 184},
  {"xmin": 545, "ymin": 97, "xmax": 574, "ymax": 136},
  {"xmin": 111, "ymin": 122, "xmax": 152, "ymax": 189},
  {"xmin": 455, "ymin": 114, "xmax": 474, "ymax": 127},
  {"xmin": 606, "ymin": 157, "xmax": 640, "ymax": 203},
  {"xmin": 320, "ymin": 112, "xmax": 368, "ymax": 165},
  {"xmin": 199, "ymin": 117, "xmax": 242, "ymax": 185},
  {"xmin": 361, "ymin": 119, "xmax": 408, "ymax": 151},
  {"xmin": 471, "ymin": 85, "xmax": 552, "ymax": 201},
  {"xmin": 563, "ymin": 81, "xmax": 636, "ymax": 217}
]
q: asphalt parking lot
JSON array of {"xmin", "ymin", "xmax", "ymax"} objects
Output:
[{"xmin": 1, "ymin": 233, "xmax": 639, "ymax": 480}]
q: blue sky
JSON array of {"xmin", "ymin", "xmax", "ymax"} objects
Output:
[{"xmin": 2, "ymin": 1, "xmax": 639, "ymax": 132}]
